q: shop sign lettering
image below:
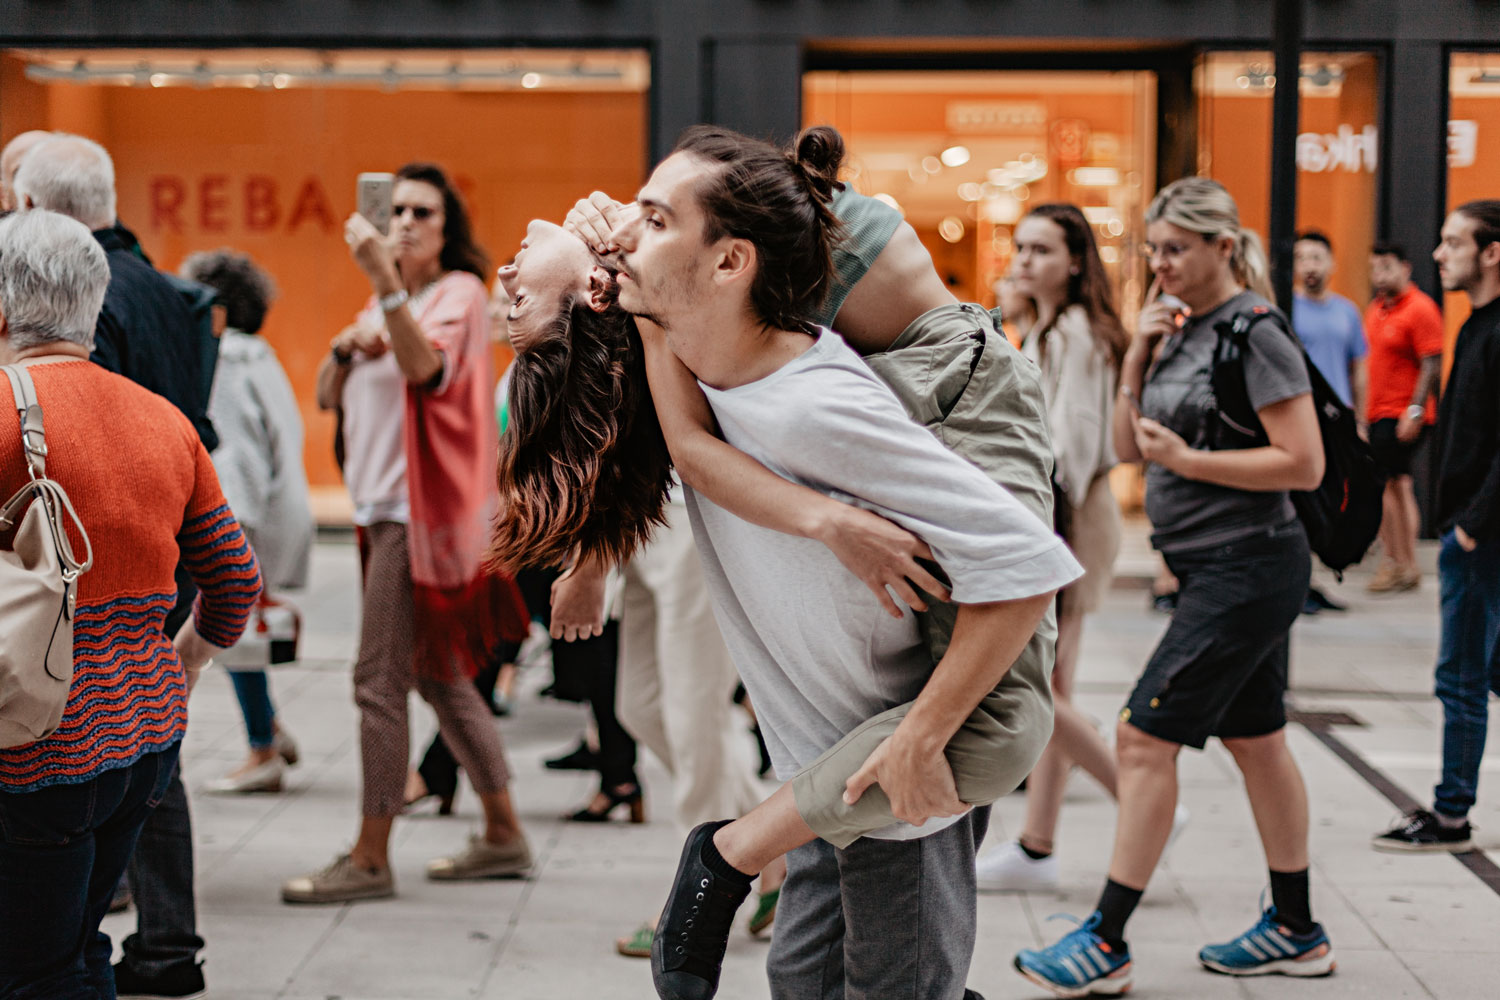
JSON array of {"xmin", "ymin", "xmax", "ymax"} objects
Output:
[
  {"xmin": 1296, "ymin": 124, "xmax": 1377, "ymax": 174},
  {"xmin": 946, "ymin": 101, "xmax": 1047, "ymax": 134},
  {"xmin": 148, "ymin": 175, "xmax": 337, "ymax": 234}
]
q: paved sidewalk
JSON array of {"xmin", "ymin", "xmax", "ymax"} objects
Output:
[{"xmin": 104, "ymin": 528, "xmax": 1500, "ymax": 999}]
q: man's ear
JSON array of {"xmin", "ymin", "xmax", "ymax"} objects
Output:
[
  {"xmin": 713, "ymin": 237, "xmax": 756, "ymax": 287},
  {"xmin": 1481, "ymin": 240, "xmax": 1500, "ymax": 272}
]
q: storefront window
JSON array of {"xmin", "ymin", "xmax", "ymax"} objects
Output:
[
  {"xmin": 803, "ymin": 69, "xmax": 1157, "ymax": 326},
  {"xmin": 1444, "ymin": 52, "xmax": 1500, "ymax": 359},
  {"xmin": 1196, "ymin": 51, "xmax": 1380, "ymax": 307},
  {"xmin": 0, "ymin": 47, "xmax": 650, "ymax": 498}
]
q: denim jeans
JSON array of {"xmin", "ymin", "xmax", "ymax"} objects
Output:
[
  {"xmin": 0, "ymin": 743, "xmax": 180, "ymax": 1000},
  {"xmin": 228, "ymin": 669, "xmax": 276, "ymax": 749},
  {"xmin": 1433, "ymin": 530, "xmax": 1500, "ymax": 818},
  {"xmin": 121, "ymin": 762, "xmax": 205, "ymax": 979}
]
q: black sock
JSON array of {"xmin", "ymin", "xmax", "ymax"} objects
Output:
[
  {"xmin": 1093, "ymin": 879, "xmax": 1142, "ymax": 950},
  {"xmin": 699, "ymin": 825, "xmax": 755, "ymax": 886},
  {"xmin": 1268, "ymin": 868, "xmax": 1315, "ymax": 934},
  {"xmin": 1018, "ymin": 840, "xmax": 1053, "ymax": 861}
]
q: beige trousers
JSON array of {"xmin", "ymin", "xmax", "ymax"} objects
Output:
[{"xmin": 617, "ymin": 504, "xmax": 765, "ymax": 831}]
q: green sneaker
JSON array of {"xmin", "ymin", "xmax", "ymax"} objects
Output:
[
  {"xmin": 616, "ymin": 923, "xmax": 654, "ymax": 958},
  {"xmin": 748, "ymin": 887, "xmax": 779, "ymax": 936}
]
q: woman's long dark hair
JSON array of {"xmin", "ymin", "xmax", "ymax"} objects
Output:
[
  {"xmin": 487, "ymin": 300, "xmax": 673, "ymax": 573},
  {"xmin": 395, "ymin": 162, "xmax": 489, "ymax": 280},
  {"xmin": 1026, "ymin": 202, "xmax": 1129, "ymax": 370}
]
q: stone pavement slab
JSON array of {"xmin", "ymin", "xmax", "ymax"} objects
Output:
[{"xmin": 100, "ymin": 531, "xmax": 1498, "ymax": 999}]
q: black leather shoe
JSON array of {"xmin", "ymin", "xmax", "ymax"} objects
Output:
[
  {"xmin": 113, "ymin": 960, "xmax": 206, "ymax": 1000},
  {"xmin": 651, "ymin": 821, "xmax": 751, "ymax": 1000},
  {"xmin": 543, "ymin": 739, "xmax": 600, "ymax": 771}
]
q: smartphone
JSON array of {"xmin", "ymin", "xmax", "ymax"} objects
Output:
[
  {"xmin": 1157, "ymin": 293, "xmax": 1190, "ymax": 329},
  {"xmin": 1121, "ymin": 385, "xmax": 1143, "ymax": 417},
  {"xmin": 356, "ymin": 172, "xmax": 395, "ymax": 235}
]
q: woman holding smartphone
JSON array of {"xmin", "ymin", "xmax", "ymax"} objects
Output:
[
  {"xmin": 288, "ymin": 163, "xmax": 532, "ymax": 905},
  {"xmin": 1015, "ymin": 178, "xmax": 1335, "ymax": 996}
]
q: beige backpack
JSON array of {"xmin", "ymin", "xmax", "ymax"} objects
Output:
[{"xmin": 0, "ymin": 364, "xmax": 93, "ymax": 749}]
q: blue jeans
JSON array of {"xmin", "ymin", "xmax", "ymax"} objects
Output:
[
  {"xmin": 0, "ymin": 743, "xmax": 180, "ymax": 1000},
  {"xmin": 228, "ymin": 669, "xmax": 276, "ymax": 749},
  {"xmin": 1433, "ymin": 530, "xmax": 1500, "ymax": 818}
]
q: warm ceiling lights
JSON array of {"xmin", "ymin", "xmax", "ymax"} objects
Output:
[{"xmin": 939, "ymin": 145, "xmax": 971, "ymax": 168}]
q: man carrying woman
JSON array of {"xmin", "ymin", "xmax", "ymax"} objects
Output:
[{"xmin": 493, "ymin": 125, "xmax": 1080, "ymax": 1000}]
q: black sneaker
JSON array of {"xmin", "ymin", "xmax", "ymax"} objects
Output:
[
  {"xmin": 112, "ymin": 961, "xmax": 207, "ymax": 1000},
  {"xmin": 1371, "ymin": 809, "xmax": 1473, "ymax": 853},
  {"xmin": 651, "ymin": 821, "xmax": 752, "ymax": 1000}
]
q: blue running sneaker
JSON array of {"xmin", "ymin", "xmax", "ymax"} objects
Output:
[
  {"xmin": 1198, "ymin": 907, "xmax": 1336, "ymax": 977},
  {"xmin": 1013, "ymin": 912, "xmax": 1133, "ymax": 998}
]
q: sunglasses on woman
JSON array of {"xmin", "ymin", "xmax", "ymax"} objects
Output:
[{"xmin": 394, "ymin": 204, "xmax": 438, "ymax": 221}]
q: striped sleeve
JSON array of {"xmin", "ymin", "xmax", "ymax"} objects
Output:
[{"xmin": 178, "ymin": 441, "xmax": 263, "ymax": 648}]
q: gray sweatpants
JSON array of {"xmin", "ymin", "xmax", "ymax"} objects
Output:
[
  {"xmin": 792, "ymin": 303, "xmax": 1058, "ymax": 848},
  {"xmin": 767, "ymin": 806, "xmax": 991, "ymax": 1000}
]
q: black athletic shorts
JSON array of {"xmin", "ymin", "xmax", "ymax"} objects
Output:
[
  {"xmin": 1368, "ymin": 417, "xmax": 1425, "ymax": 478},
  {"xmin": 1121, "ymin": 521, "xmax": 1310, "ymax": 749}
]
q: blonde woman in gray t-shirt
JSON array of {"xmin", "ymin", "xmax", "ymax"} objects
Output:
[{"xmin": 1016, "ymin": 178, "xmax": 1335, "ymax": 997}]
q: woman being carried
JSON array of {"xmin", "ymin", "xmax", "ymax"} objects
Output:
[{"xmin": 495, "ymin": 125, "xmax": 1077, "ymax": 999}]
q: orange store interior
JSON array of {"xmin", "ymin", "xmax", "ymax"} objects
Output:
[{"xmin": 0, "ymin": 48, "xmax": 650, "ymax": 510}]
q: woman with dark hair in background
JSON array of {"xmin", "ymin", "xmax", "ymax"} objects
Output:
[
  {"xmin": 287, "ymin": 162, "xmax": 532, "ymax": 905},
  {"xmin": 977, "ymin": 204, "xmax": 1189, "ymax": 892},
  {"xmin": 180, "ymin": 249, "xmax": 314, "ymax": 796}
]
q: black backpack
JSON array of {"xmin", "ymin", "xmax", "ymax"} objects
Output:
[{"xmin": 1208, "ymin": 304, "xmax": 1385, "ymax": 576}]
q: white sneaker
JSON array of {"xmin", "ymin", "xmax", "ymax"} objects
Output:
[
  {"xmin": 976, "ymin": 840, "xmax": 1059, "ymax": 893},
  {"xmin": 203, "ymin": 757, "xmax": 284, "ymax": 794}
]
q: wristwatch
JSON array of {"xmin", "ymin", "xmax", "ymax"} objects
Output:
[
  {"xmin": 379, "ymin": 288, "xmax": 409, "ymax": 313},
  {"xmin": 1405, "ymin": 404, "xmax": 1425, "ymax": 421}
]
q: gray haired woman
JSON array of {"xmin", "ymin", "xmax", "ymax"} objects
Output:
[{"xmin": 180, "ymin": 249, "xmax": 314, "ymax": 794}]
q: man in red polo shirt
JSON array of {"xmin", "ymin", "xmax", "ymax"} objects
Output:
[{"xmin": 1364, "ymin": 242, "xmax": 1445, "ymax": 592}]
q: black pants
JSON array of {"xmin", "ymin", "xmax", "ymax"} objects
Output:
[{"xmin": 119, "ymin": 566, "xmax": 202, "ymax": 980}]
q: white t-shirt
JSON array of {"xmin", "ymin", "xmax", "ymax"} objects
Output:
[
  {"xmin": 684, "ymin": 329, "xmax": 1082, "ymax": 840},
  {"xmin": 342, "ymin": 349, "xmax": 411, "ymax": 526}
]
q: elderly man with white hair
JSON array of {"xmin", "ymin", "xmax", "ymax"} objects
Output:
[
  {"xmin": 0, "ymin": 209, "xmax": 260, "ymax": 1000},
  {"xmin": 13, "ymin": 133, "xmax": 220, "ymax": 1000},
  {"xmin": 0, "ymin": 129, "xmax": 52, "ymax": 212}
]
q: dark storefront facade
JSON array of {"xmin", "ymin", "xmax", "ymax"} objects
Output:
[{"xmin": 2, "ymin": 0, "xmax": 1496, "ymax": 504}]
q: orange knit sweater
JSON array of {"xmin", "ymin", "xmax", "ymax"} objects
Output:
[{"xmin": 0, "ymin": 360, "xmax": 261, "ymax": 789}]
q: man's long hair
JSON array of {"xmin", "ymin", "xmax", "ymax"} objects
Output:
[
  {"xmin": 672, "ymin": 124, "xmax": 845, "ymax": 332},
  {"xmin": 487, "ymin": 298, "xmax": 673, "ymax": 573}
]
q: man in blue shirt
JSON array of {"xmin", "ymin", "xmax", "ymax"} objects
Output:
[{"xmin": 1292, "ymin": 230, "xmax": 1368, "ymax": 414}]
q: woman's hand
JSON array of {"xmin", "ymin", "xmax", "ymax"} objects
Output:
[
  {"xmin": 344, "ymin": 213, "xmax": 401, "ymax": 295},
  {"xmin": 564, "ymin": 192, "xmax": 629, "ymax": 254},
  {"xmin": 1455, "ymin": 525, "xmax": 1478, "ymax": 552},
  {"xmin": 812, "ymin": 504, "xmax": 950, "ymax": 618},
  {"xmin": 550, "ymin": 556, "xmax": 609, "ymax": 642},
  {"xmin": 1132, "ymin": 415, "xmax": 1191, "ymax": 473}
]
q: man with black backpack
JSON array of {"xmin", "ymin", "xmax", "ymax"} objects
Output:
[{"xmin": 1373, "ymin": 200, "xmax": 1500, "ymax": 854}]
